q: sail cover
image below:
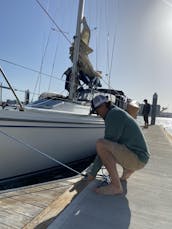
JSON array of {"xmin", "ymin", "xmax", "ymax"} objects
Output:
[{"xmin": 69, "ymin": 17, "xmax": 101, "ymax": 79}]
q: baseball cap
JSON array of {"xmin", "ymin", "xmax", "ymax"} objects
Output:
[{"xmin": 91, "ymin": 95, "xmax": 108, "ymax": 112}]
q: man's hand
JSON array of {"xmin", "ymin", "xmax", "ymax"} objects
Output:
[{"xmin": 86, "ymin": 174, "xmax": 95, "ymax": 182}]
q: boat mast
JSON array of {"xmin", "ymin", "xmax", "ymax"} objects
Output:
[{"xmin": 68, "ymin": 0, "xmax": 85, "ymax": 101}]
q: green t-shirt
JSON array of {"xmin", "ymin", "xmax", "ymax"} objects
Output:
[{"xmin": 89, "ymin": 106, "xmax": 150, "ymax": 177}]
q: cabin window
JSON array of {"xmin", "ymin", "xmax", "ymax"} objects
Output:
[{"xmin": 27, "ymin": 99, "xmax": 63, "ymax": 109}]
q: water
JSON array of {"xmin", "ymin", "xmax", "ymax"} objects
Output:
[
  {"xmin": 137, "ymin": 115, "xmax": 172, "ymax": 136},
  {"xmin": 156, "ymin": 117, "xmax": 172, "ymax": 136}
]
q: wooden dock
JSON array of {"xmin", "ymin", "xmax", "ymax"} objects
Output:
[
  {"xmin": 0, "ymin": 176, "xmax": 86, "ymax": 229},
  {"xmin": 0, "ymin": 125, "xmax": 172, "ymax": 229}
]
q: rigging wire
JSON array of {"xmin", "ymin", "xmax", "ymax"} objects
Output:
[
  {"xmin": 36, "ymin": 0, "xmax": 72, "ymax": 45},
  {"xmin": 0, "ymin": 82, "xmax": 40, "ymax": 99},
  {"xmin": 0, "ymin": 58, "xmax": 65, "ymax": 82},
  {"xmin": 48, "ymin": 39, "xmax": 59, "ymax": 92},
  {"xmin": 105, "ymin": 0, "xmax": 109, "ymax": 77},
  {"xmin": 32, "ymin": 30, "xmax": 52, "ymax": 101},
  {"xmin": 0, "ymin": 1, "xmax": 123, "ymax": 103},
  {"xmin": 95, "ymin": 0, "xmax": 98, "ymax": 70},
  {"xmin": 103, "ymin": 0, "xmax": 120, "ymax": 101},
  {"xmin": 106, "ymin": 32, "xmax": 110, "ymax": 89},
  {"xmin": 0, "ymin": 68, "xmax": 24, "ymax": 111},
  {"xmin": 109, "ymin": 35, "xmax": 116, "ymax": 79},
  {"xmin": 108, "ymin": 0, "xmax": 119, "ymax": 80},
  {"xmin": 47, "ymin": 1, "xmax": 64, "ymax": 92},
  {"xmin": 0, "ymin": 58, "xmax": 67, "ymax": 99}
]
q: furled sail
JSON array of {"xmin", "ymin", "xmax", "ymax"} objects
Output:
[{"xmin": 69, "ymin": 17, "xmax": 101, "ymax": 79}]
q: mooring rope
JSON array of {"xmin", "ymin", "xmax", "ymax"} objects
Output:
[{"xmin": 0, "ymin": 129, "xmax": 87, "ymax": 177}]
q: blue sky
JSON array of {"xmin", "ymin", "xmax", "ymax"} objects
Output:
[{"xmin": 0, "ymin": 0, "xmax": 172, "ymax": 111}]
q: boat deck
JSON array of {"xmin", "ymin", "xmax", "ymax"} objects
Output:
[{"xmin": 0, "ymin": 125, "xmax": 172, "ymax": 228}]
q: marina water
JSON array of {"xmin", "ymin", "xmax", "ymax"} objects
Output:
[{"xmin": 137, "ymin": 115, "xmax": 172, "ymax": 136}]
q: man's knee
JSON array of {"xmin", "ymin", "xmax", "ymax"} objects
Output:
[
  {"xmin": 96, "ymin": 139, "xmax": 111, "ymax": 154},
  {"xmin": 96, "ymin": 139, "xmax": 105, "ymax": 150}
]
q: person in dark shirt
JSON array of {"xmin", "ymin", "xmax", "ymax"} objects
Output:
[{"xmin": 142, "ymin": 99, "xmax": 151, "ymax": 128}]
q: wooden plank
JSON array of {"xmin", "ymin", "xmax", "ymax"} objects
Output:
[
  {"xmin": 0, "ymin": 209, "xmax": 30, "ymax": 229},
  {"xmin": 23, "ymin": 177, "xmax": 87, "ymax": 229},
  {"xmin": 11, "ymin": 193, "xmax": 53, "ymax": 208},
  {"xmin": 10, "ymin": 185, "xmax": 68, "ymax": 208},
  {"xmin": 30, "ymin": 189, "xmax": 66, "ymax": 200},
  {"xmin": 0, "ymin": 198, "xmax": 42, "ymax": 218},
  {"xmin": 0, "ymin": 180, "xmax": 70, "ymax": 199},
  {"xmin": 0, "ymin": 222, "xmax": 17, "ymax": 229},
  {"xmin": 0, "ymin": 178, "xmax": 76, "ymax": 228}
]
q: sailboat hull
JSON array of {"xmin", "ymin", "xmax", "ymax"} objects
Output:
[{"xmin": 0, "ymin": 109, "xmax": 104, "ymax": 182}]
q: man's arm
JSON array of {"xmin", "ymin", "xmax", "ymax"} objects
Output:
[{"xmin": 87, "ymin": 155, "xmax": 103, "ymax": 179}]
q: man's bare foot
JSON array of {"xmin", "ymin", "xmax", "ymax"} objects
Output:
[
  {"xmin": 121, "ymin": 169, "xmax": 134, "ymax": 180},
  {"xmin": 95, "ymin": 183, "xmax": 123, "ymax": 195}
]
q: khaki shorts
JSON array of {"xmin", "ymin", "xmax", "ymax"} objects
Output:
[{"xmin": 103, "ymin": 139, "xmax": 145, "ymax": 171}]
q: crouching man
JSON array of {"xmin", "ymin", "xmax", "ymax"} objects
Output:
[{"xmin": 87, "ymin": 95, "xmax": 150, "ymax": 195}]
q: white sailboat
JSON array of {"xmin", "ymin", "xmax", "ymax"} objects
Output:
[{"xmin": 0, "ymin": 0, "xmax": 128, "ymax": 185}]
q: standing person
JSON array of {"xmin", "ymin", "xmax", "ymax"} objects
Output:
[
  {"xmin": 142, "ymin": 99, "xmax": 151, "ymax": 128},
  {"xmin": 87, "ymin": 95, "xmax": 150, "ymax": 195}
]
